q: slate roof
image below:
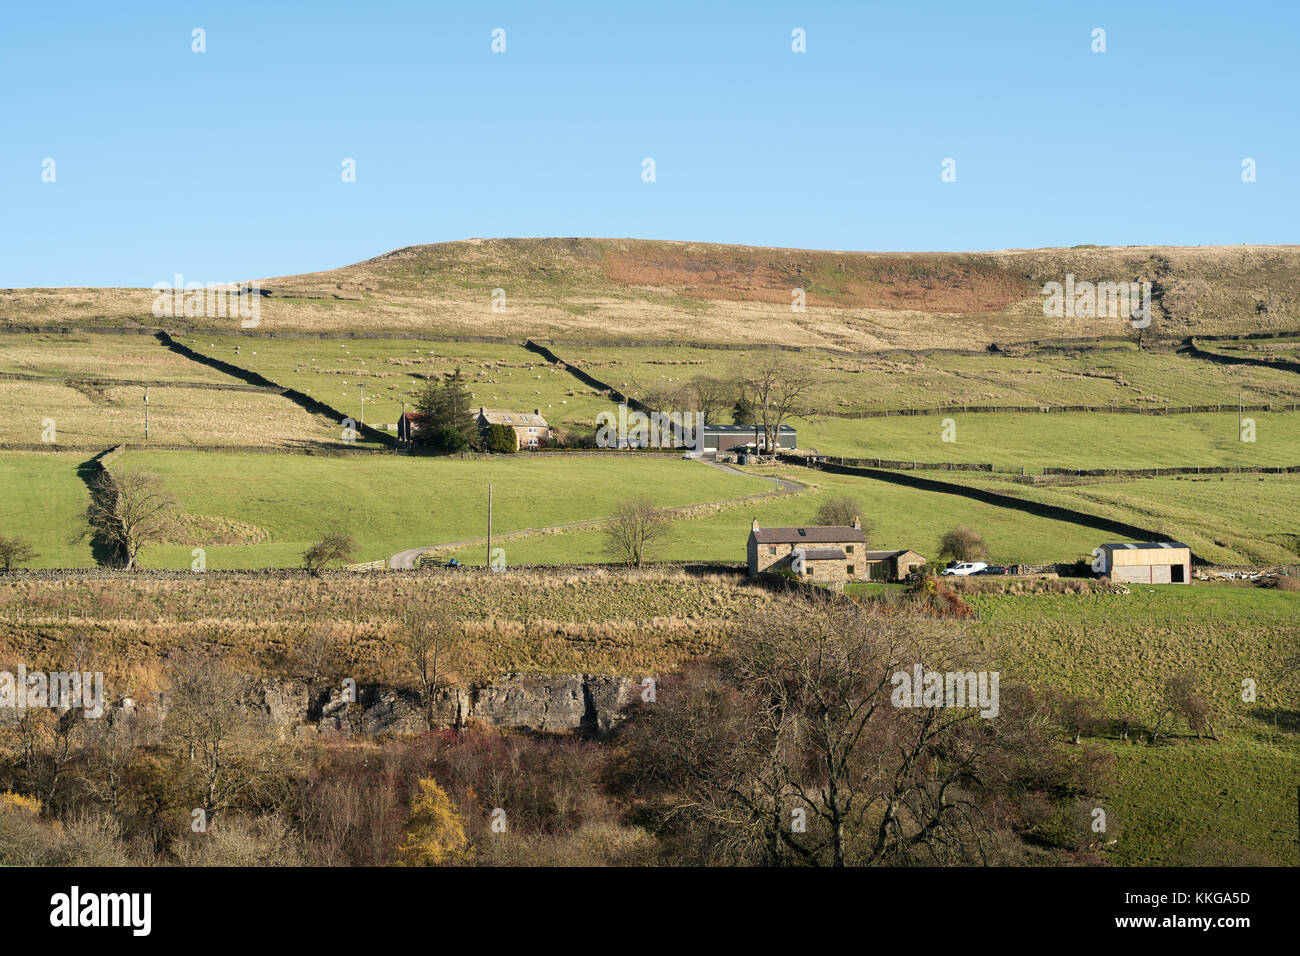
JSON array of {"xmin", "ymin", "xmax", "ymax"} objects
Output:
[
  {"xmin": 1099, "ymin": 541, "xmax": 1190, "ymax": 551},
  {"xmin": 798, "ymin": 548, "xmax": 848, "ymax": 561},
  {"xmin": 478, "ymin": 409, "xmax": 548, "ymax": 427},
  {"xmin": 752, "ymin": 526, "xmax": 866, "ymax": 545}
]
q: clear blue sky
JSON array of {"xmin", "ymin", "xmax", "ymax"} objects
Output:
[{"xmin": 2, "ymin": 0, "xmax": 1296, "ymax": 287}]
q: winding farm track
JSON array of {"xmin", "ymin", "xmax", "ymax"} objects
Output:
[{"xmin": 387, "ymin": 461, "xmax": 803, "ymax": 569}]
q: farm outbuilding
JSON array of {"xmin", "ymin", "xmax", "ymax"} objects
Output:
[
  {"xmin": 701, "ymin": 424, "xmax": 796, "ymax": 458},
  {"xmin": 861, "ymin": 549, "xmax": 927, "ymax": 581},
  {"xmin": 1095, "ymin": 541, "xmax": 1192, "ymax": 584}
]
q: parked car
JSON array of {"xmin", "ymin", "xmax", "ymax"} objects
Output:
[
  {"xmin": 973, "ymin": 565, "xmax": 1010, "ymax": 576},
  {"xmin": 942, "ymin": 562, "xmax": 988, "ymax": 576}
]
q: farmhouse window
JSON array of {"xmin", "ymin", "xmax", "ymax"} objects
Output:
[
  {"xmin": 847, "ymin": 565, "xmax": 855, "ymax": 575},
  {"xmin": 846, "ymin": 545, "xmax": 854, "ymax": 553}
]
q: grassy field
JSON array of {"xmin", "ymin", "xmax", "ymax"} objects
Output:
[
  {"xmin": 111, "ymin": 450, "xmax": 776, "ymax": 568},
  {"xmin": 438, "ymin": 463, "xmax": 1112, "ymax": 567},
  {"xmin": 963, "ymin": 585, "xmax": 1299, "ymax": 866},
  {"xmin": 189, "ymin": 334, "xmax": 621, "ymax": 437},
  {"xmin": 0, "ymin": 452, "xmax": 96, "ymax": 567},
  {"xmin": 795, "ymin": 410, "xmax": 1300, "ymax": 470},
  {"xmin": 936, "ymin": 472, "xmax": 1300, "ymax": 565},
  {"xmin": 0, "ymin": 333, "xmax": 242, "ymax": 385},
  {"xmin": 0, "ymin": 380, "xmax": 349, "ymax": 448},
  {"xmin": 1102, "ymin": 736, "xmax": 1297, "ymax": 866},
  {"xmin": 568, "ymin": 341, "xmax": 1300, "ymax": 413}
]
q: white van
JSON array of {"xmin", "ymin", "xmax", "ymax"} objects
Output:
[{"xmin": 942, "ymin": 562, "xmax": 988, "ymax": 576}]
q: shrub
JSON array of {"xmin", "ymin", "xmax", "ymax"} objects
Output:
[
  {"xmin": 484, "ymin": 423, "xmax": 517, "ymax": 454},
  {"xmin": 425, "ymin": 425, "xmax": 469, "ymax": 455},
  {"xmin": 302, "ymin": 532, "xmax": 358, "ymax": 574},
  {"xmin": 937, "ymin": 526, "xmax": 989, "ymax": 563}
]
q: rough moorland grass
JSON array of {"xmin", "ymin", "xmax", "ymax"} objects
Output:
[
  {"xmin": 114, "ymin": 450, "xmax": 775, "ymax": 568},
  {"xmin": 5, "ymin": 239, "xmax": 1299, "ymax": 348},
  {"xmin": 438, "ymin": 464, "xmax": 1112, "ymax": 567},
  {"xmin": 0, "ymin": 333, "xmax": 241, "ymax": 385},
  {"xmin": 0, "ymin": 570, "xmax": 770, "ymax": 686},
  {"xmin": 795, "ymin": 411, "xmax": 1300, "ymax": 470},
  {"xmin": 192, "ymin": 334, "xmax": 622, "ymax": 436},
  {"xmin": 940, "ymin": 472, "xmax": 1300, "ymax": 565},
  {"xmin": 0, "ymin": 452, "xmax": 95, "ymax": 567}
]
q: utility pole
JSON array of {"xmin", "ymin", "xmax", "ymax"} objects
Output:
[
  {"xmin": 359, "ymin": 385, "xmax": 364, "ymax": 431},
  {"xmin": 144, "ymin": 387, "xmax": 150, "ymax": 440},
  {"xmin": 1238, "ymin": 390, "xmax": 1242, "ymax": 437},
  {"xmin": 487, "ymin": 483, "xmax": 493, "ymax": 568}
]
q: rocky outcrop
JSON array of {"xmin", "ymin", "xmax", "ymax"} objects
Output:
[{"xmin": 247, "ymin": 673, "xmax": 639, "ymax": 739}]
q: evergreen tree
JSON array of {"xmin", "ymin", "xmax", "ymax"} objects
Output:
[{"xmin": 415, "ymin": 367, "xmax": 479, "ymax": 451}]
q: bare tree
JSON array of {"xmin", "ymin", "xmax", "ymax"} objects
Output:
[
  {"xmin": 81, "ymin": 704, "xmax": 154, "ymax": 819},
  {"xmin": 812, "ymin": 496, "xmax": 871, "ymax": 540},
  {"xmin": 740, "ymin": 351, "xmax": 816, "ymax": 454},
  {"xmin": 1152, "ymin": 671, "xmax": 1218, "ymax": 742},
  {"xmin": 615, "ymin": 596, "xmax": 1103, "ymax": 866},
  {"xmin": 685, "ymin": 375, "xmax": 734, "ymax": 426},
  {"xmin": 294, "ymin": 623, "xmax": 344, "ymax": 691},
  {"xmin": 163, "ymin": 651, "xmax": 290, "ymax": 826},
  {"xmin": 302, "ymin": 532, "xmax": 358, "ymax": 575},
  {"xmin": 626, "ymin": 376, "xmax": 682, "ymax": 417},
  {"xmin": 80, "ymin": 468, "xmax": 177, "ymax": 570},
  {"xmin": 398, "ymin": 600, "xmax": 459, "ymax": 730},
  {"xmin": 6, "ymin": 710, "xmax": 79, "ymax": 813},
  {"xmin": 604, "ymin": 497, "xmax": 672, "ymax": 568},
  {"xmin": 0, "ymin": 534, "xmax": 37, "ymax": 572}
]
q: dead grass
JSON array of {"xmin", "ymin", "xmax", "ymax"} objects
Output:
[
  {"xmin": 4, "ymin": 239, "xmax": 1297, "ymax": 348},
  {"xmin": 0, "ymin": 381, "xmax": 347, "ymax": 447}
]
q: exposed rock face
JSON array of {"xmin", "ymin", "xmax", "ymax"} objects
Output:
[
  {"xmin": 251, "ymin": 673, "xmax": 639, "ymax": 739},
  {"xmin": 7, "ymin": 673, "xmax": 639, "ymax": 740},
  {"xmin": 470, "ymin": 674, "xmax": 587, "ymax": 733}
]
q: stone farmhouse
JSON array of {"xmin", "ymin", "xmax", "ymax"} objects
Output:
[
  {"xmin": 477, "ymin": 407, "xmax": 551, "ymax": 450},
  {"xmin": 747, "ymin": 518, "xmax": 869, "ymax": 588}
]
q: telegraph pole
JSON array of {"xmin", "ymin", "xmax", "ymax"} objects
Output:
[
  {"xmin": 359, "ymin": 385, "xmax": 364, "ymax": 431},
  {"xmin": 144, "ymin": 387, "xmax": 150, "ymax": 439},
  {"xmin": 486, "ymin": 483, "xmax": 493, "ymax": 568}
]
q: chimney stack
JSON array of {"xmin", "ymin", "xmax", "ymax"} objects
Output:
[
  {"xmin": 751, "ymin": 518, "xmax": 760, "ymax": 532},
  {"xmin": 852, "ymin": 516, "xmax": 862, "ymax": 530}
]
